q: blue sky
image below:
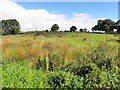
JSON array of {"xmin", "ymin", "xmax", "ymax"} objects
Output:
[{"xmin": 17, "ymin": 2, "xmax": 118, "ymax": 20}]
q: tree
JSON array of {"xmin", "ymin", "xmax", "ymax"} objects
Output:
[
  {"xmin": 92, "ymin": 19, "xmax": 115, "ymax": 33},
  {"xmin": 79, "ymin": 28, "xmax": 84, "ymax": 32},
  {"xmin": 92, "ymin": 25, "xmax": 98, "ymax": 32},
  {"xmin": 79, "ymin": 28, "xmax": 87, "ymax": 32},
  {"xmin": 51, "ymin": 24, "xmax": 59, "ymax": 32},
  {"xmin": 70, "ymin": 26, "xmax": 77, "ymax": 32},
  {"xmin": 83, "ymin": 28, "xmax": 87, "ymax": 32},
  {"xmin": 0, "ymin": 19, "xmax": 20, "ymax": 35}
]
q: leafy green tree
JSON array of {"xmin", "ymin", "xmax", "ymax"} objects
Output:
[
  {"xmin": 92, "ymin": 19, "xmax": 115, "ymax": 33},
  {"xmin": 80, "ymin": 28, "xmax": 87, "ymax": 32},
  {"xmin": 51, "ymin": 24, "xmax": 59, "ymax": 32},
  {"xmin": 92, "ymin": 25, "xmax": 98, "ymax": 32},
  {"xmin": 0, "ymin": 19, "xmax": 20, "ymax": 35},
  {"xmin": 70, "ymin": 26, "xmax": 77, "ymax": 32},
  {"xmin": 79, "ymin": 28, "xmax": 84, "ymax": 32},
  {"xmin": 83, "ymin": 28, "xmax": 87, "ymax": 32}
]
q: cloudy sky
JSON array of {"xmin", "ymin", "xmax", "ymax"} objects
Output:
[{"xmin": 0, "ymin": 0, "xmax": 118, "ymax": 32}]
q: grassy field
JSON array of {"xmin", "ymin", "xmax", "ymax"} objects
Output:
[
  {"xmin": 2, "ymin": 32, "xmax": 118, "ymax": 60},
  {"xmin": 1, "ymin": 32, "xmax": 120, "ymax": 88}
]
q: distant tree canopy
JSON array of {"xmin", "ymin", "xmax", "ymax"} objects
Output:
[
  {"xmin": 79, "ymin": 28, "xmax": 87, "ymax": 32},
  {"xmin": 0, "ymin": 19, "xmax": 20, "ymax": 35},
  {"xmin": 92, "ymin": 19, "xmax": 115, "ymax": 33},
  {"xmin": 79, "ymin": 28, "xmax": 84, "ymax": 32},
  {"xmin": 70, "ymin": 26, "xmax": 77, "ymax": 32},
  {"xmin": 116, "ymin": 20, "xmax": 120, "ymax": 25},
  {"xmin": 51, "ymin": 24, "xmax": 59, "ymax": 32}
]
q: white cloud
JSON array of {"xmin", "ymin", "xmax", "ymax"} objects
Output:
[{"xmin": 0, "ymin": 0, "xmax": 99, "ymax": 32}]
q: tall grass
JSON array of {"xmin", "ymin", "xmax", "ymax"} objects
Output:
[{"xmin": 2, "ymin": 33, "xmax": 118, "ymax": 60}]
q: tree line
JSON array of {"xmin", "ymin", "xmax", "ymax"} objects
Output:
[
  {"xmin": 0, "ymin": 19, "xmax": 120, "ymax": 35},
  {"xmin": 92, "ymin": 19, "xmax": 120, "ymax": 33}
]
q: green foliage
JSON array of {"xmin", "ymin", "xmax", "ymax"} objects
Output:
[
  {"xmin": 1, "ymin": 60, "xmax": 48, "ymax": 88},
  {"xmin": 90, "ymin": 42, "xmax": 117, "ymax": 70},
  {"xmin": 36, "ymin": 53, "xmax": 64, "ymax": 71},
  {"xmin": 71, "ymin": 64, "xmax": 93, "ymax": 77},
  {"xmin": 70, "ymin": 26, "xmax": 77, "ymax": 32},
  {"xmin": 47, "ymin": 71, "xmax": 83, "ymax": 88},
  {"xmin": 0, "ymin": 19, "xmax": 20, "ymax": 35},
  {"xmin": 82, "ymin": 63, "xmax": 100, "ymax": 88},
  {"xmin": 79, "ymin": 28, "xmax": 87, "ymax": 32},
  {"xmin": 1, "ymin": 51, "xmax": 120, "ymax": 89},
  {"xmin": 51, "ymin": 24, "xmax": 59, "ymax": 32},
  {"xmin": 92, "ymin": 19, "xmax": 115, "ymax": 33}
]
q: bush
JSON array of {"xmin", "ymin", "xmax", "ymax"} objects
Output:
[
  {"xmin": 90, "ymin": 42, "xmax": 117, "ymax": 70},
  {"xmin": 1, "ymin": 60, "xmax": 48, "ymax": 88},
  {"xmin": 47, "ymin": 71, "xmax": 83, "ymax": 88},
  {"xmin": 71, "ymin": 64, "xmax": 93, "ymax": 77}
]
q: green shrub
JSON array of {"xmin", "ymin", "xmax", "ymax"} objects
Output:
[
  {"xmin": 90, "ymin": 42, "xmax": 117, "ymax": 70},
  {"xmin": 47, "ymin": 71, "xmax": 83, "ymax": 88},
  {"xmin": 1, "ymin": 60, "xmax": 48, "ymax": 88},
  {"xmin": 98, "ymin": 66, "xmax": 120, "ymax": 89},
  {"xmin": 71, "ymin": 64, "xmax": 93, "ymax": 77}
]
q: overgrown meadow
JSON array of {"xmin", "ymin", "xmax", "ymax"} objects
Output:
[{"xmin": 1, "ymin": 32, "xmax": 120, "ymax": 89}]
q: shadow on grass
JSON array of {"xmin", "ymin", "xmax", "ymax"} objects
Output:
[{"xmin": 116, "ymin": 40, "xmax": 120, "ymax": 43}]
